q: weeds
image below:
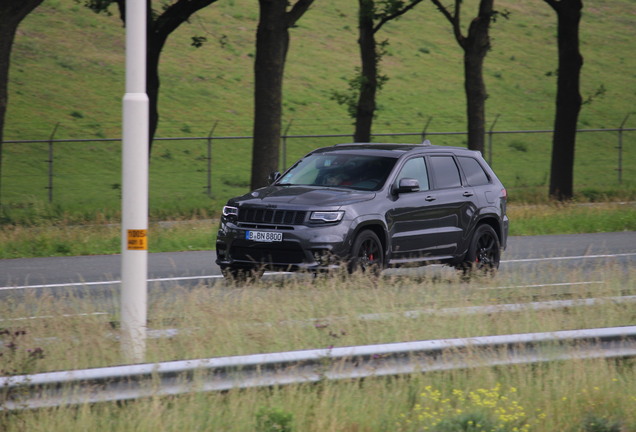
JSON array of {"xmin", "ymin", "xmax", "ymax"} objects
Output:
[
  {"xmin": 256, "ymin": 406, "xmax": 294, "ymax": 432},
  {"xmin": 396, "ymin": 384, "xmax": 535, "ymax": 432},
  {"xmin": 1, "ymin": 329, "xmax": 45, "ymax": 412},
  {"xmin": 0, "ymin": 329, "xmax": 45, "ymax": 377}
]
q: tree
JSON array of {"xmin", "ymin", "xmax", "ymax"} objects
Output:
[
  {"xmin": 0, "ymin": 0, "xmax": 44, "ymax": 203},
  {"xmin": 332, "ymin": 0, "xmax": 422, "ymax": 143},
  {"xmin": 431, "ymin": 0, "xmax": 502, "ymax": 154},
  {"xmin": 544, "ymin": 0, "xmax": 583, "ymax": 201},
  {"xmin": 82, "ymin": 0, "xmax": 219, "ymax": 153},
  {"xmin": 250, "ymin": 0, "xmax": 314, "ymax": 190}
]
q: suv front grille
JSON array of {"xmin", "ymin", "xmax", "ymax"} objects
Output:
[{"xmin": 239, "ymin": 208, "xmax": 307, "ymax": 225}]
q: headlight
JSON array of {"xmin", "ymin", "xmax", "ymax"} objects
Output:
[
  {"xmin": 310, "ymin": 211, "xmax": 344, "ymax": 223},
  {"xmin": 222, "ymin": 206, "xmax": 239, "ymax": 218}
]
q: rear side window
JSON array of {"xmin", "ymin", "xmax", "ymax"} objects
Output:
[
  {"xmin": 458, "ymin": 156, "xmax": 490, "ymax": 186},
  {"xmin": 430, "ymin": 156, "xmax": 461, "ymax": 189}
]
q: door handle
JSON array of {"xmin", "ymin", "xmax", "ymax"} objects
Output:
[
  {"xmin": 463, "ymin": 191, "xmax": 474, "ymax": 197},
  {"xmin": 425, "ymin": 195, "xmax": 436, "ymax": 202}
]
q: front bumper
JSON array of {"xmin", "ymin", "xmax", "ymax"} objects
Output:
[{"xmin": 215, "ymin": 220, "xmax": 353, "ymax": 271}]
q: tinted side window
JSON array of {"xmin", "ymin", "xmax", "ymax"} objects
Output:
[
  {"xmin": 458, "ymin": 156, "xmax": 490, "ymax": 186},
  {"xmin": 396, "ymin": 157, "xmax": 429, "ymax": 191},
  {"xmin": 430, "ymin": 156, "xmax": 461, "ymax": 189}
]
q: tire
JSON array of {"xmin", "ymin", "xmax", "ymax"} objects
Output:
[
  {"xmin": 348, "ymin": 230, "xmax": 384, "ymax": 275},
  {"xmin": 459, "ymin": 224, "xmax": 501, "ymax": 277}
]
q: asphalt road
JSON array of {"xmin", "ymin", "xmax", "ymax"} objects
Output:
[{"xmin": 1, "ymin": 232, "xmax": 635, "ymax": 297}]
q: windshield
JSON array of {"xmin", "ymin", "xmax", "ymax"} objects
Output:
[{"xmin": 277, "ymin": 153, "xmax": 397, "ymax": 191}]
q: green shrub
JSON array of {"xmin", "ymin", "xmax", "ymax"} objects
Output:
[{"xmin": 256, "ymin": 406, "xmax": 294, "ymax": 432}]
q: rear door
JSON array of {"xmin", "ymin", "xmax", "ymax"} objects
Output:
[{"xmin": 424, "ymin": 154, "xmax": 477, "ymax": 256}]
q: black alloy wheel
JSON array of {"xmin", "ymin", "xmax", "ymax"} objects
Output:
[
  {"xmin": 348, "ymin": 230, "xmax": 384, "ymax": 274},
  {"xmin": 461, "ymin": 224, "xmax": 501, "ymax": 276}
]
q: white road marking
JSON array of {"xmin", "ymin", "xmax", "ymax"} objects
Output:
[
  {"xmin": 0, "ymin": 275, "xmax": 223, "ymax": 291},
  {"xmin": 484, "ymin": 281, "xmax": 605, "ymax": 290},
  {"xmin": 1, "ymin": 252, "xmax": 634, "ymax": 291},
  {"xmin": 1, "ymin": 312, "xmax": 108, "ymax": 323},
  {"xmin": 502, "ymin": 252, "xmax": 636, "ymax": 263}
]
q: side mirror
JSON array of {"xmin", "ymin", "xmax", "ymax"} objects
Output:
[
  {"xmin": 268, "ymin": 171, "xmax": 282, "ymax": 184},
  {"xmin": 394, "ymin": 178, "xmax": 420, "ymax": 194}
]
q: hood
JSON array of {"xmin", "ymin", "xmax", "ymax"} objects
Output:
[{"xmin": 232, "ymin": 185, "xmax": 375, "ymax": 208}]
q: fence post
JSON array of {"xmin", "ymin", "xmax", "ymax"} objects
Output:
[
  {"xmin": 46, "ymin": 123, "xmax": 60, "ymax": 203},
  {"xmin": 488, "ymin": 114, "xmax": 500, "ymax": 166},
  {"xmin": 282, "ymin": 119, "xmax": 293, "ymax": 170},
  {"xmin": 420, "ymin": 116, "xmax": 433, "ymax": 143},
  {"xmin": 206, "ymin": 121, "xmax": 218, "ymax": 197},
  {"xmin": 617, "ymin": 113, "xmax": 630, "ymax": 185}
]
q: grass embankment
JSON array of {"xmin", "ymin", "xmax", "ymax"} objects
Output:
[
  {"xmin": 2, "ymin": 268, "xmax": 635, "ymax": 430},
  {"xmin": 2, "ymin": 0, "xmax": 635, "ymax": 221},
  {"xmin": 0, "ymin": 201, "xmax": 634, "ymax": 259}
]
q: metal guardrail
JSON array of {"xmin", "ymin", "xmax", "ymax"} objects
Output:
[{"xmin": 2, "ymin": 326, "xmax": 636, "ymax": 410}]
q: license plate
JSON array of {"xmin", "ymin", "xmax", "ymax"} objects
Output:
[{"xmin": 245, "ymin": 230, "xmax": 283, "ymax": 242}]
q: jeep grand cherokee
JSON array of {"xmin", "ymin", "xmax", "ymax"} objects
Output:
[{"xmin": 216, "ymin": 142, "xmax": 508, "ymax": 279}]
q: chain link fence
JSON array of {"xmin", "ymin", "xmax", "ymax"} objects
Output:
[{"xmin": 1, "ymin": 124, "xmax": 634, "ymax": 212}]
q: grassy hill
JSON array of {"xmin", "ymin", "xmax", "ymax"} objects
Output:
[{"xmin": 2, "ymin": 0, "xmax": 635, "ymax": 222}]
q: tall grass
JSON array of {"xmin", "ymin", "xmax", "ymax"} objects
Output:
[
  {"xmin": 3, "ymin": 363, "xmax": 635, "ymax": 431},
  {"xmin": 1, "ymin": 266, "xmax": 635, "ymax": 430},
  {"xmin": 1, "ymin": 202, "xmax": 634, "ymax": 259},
  {"xmin": 2, "ymin": 265, "xmax": 633, "ymax": 370}
]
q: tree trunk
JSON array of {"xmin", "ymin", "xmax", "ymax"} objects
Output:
[
  {"xmin": 462, "ymin": 0, "xmax": 493, "ymax": 154},
  {"xmin": 463, "ymin": 51, "xmax": 486, "ymax": 154},
  {"xmin": 147, "ymin": 31, "xmax": 162, "ymax": 155},
  {"xmin": 101, "ymin": 0, "xmax": 218, "ymax": 155},
  {"xmin": 250, "ymin": 0, "xmax": 313, "ymax": 190},
  {"xmin": 251, "ymin": 0, "xmax": 289, "ymax": 190},
  {"xmin": 0, "ymin": 0, "xmax": 44, "ymax": 203},
  {"xmin": 431, "ymin": 0, "xmax": 493, "ymax": 154},
  {"xmin": 354, "ymin": 0, "xmax": 377, "ymax": 143},
  {"xmin": 546, "ymin": 0, "xmax": 583, "ymax": 201},
  {"xmin": 145, "ymin": 0, "xmax": 218, "ymax": 154}
]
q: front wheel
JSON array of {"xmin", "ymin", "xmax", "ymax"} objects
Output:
[
  {"xmin": 458, "ymin": 224, "xmax": 501, "ymax": 277},
  {"xmin": 348, "ymin": 230, "xmax": 384, "ymax": 275}
]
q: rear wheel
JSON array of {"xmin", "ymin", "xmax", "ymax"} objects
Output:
[
  {"xmin": 459, "ymin": 224, "xmax": 501, "ymax": 277},
  {"xmin": 348, "ymin": 230, "xmax": 384, "ymax": 275}
]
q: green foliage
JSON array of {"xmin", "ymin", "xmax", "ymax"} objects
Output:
[
  {"xmin": 330, "ymin": 67, "xmax": 389, "ymax": 120},
  {"xmin": 255, "ymin": 406, "xmax": 294, "ymax": 432},
  {"xmin": 191, "ymin": 36, "xmax": 207, "ymax": 48},
  {"xmin": 397, "ymin": 384, "xmax": 534, "ymax": 432},
  {"xmin": 580, "ymin": 415, "xmax": 622, "ymax": 432},
  {"xmin": 76, "ymin": 0, "xmax": 116, "ymax": 15},
  {"xmin": 434, "ymin": 412, "xmax": 502, "ymax": 432}
]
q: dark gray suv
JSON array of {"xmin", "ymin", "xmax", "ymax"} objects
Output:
[{"xmin": 216, "ymin": 142, "xmax": 508, "ymax": 279}]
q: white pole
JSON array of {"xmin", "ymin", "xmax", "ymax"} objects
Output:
[{"xmin": 121, "ymin": 0, "xmax": 148, "ymax": 363}]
